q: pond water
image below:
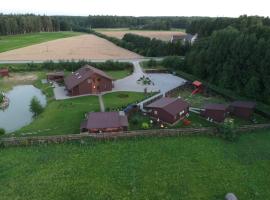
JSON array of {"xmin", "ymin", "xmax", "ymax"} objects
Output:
[{"xmin": 0, "ymin": 85, "xmax": 46, "ymax": 133}]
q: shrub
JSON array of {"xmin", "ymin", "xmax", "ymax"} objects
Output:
[
  {"xmin": 0, "ymin": 128, "xmax": 5, "ymax": 135},
  {"xmin": 30, "ymin": 97, "xmax": 44, "ymax": 117},
  {"xmin": 141, "ymin": 122, "xmax": 149, "ymax": 129},
  {"xmin": 218, "ymin": 118, "xmax": 237, "ymax": 141},
  {"xmin": 0, "ymin": 92, "xmax": 4, "ymax": 104}
]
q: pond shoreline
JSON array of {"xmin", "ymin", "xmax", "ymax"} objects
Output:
[{"xmin": 0, "ymin": 94, "xmax": 9, "ymax": 110}]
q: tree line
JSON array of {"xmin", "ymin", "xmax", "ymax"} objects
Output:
[
  {"xmin": 0, "ymin": 14, "xmax": 205, "ymax": 35},
  {"xmin": 185, "ymin": 16, "xmax": 270, "ymax": 103}
]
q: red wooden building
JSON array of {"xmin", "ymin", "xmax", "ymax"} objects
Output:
[
  {"xmin": 192, "ymin": 80, "xmax": 203, "ymax": 95},
  {"xmin": 64, "ymin": 65, "xmax": 113, "ymax": 96},
  {"xmin": 80, "ymin": 111, "xmax": 128, "ymax": 133},
  {"xmin": 0, "ymin": 69, "xmax": 9, "ymax": 77},
  {"xmin": 145, "ymin": 97, "xmax": 189, "ymax": 124},
  {"xmin": 229, "ymin": 101, "xmax": 256, "ymax": 120},
  {"xmin": 201, "ymin": 103, "xmax": 229, "ymax": 122},
  {"xmin": 47, "ymin": 71, "xmax": 65, "ymax": 83}
]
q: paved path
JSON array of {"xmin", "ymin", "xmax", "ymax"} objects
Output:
[
  {"xmin": 113, "ymin": 61, "xmax": 159, "ymax": 93},
  {"xmin": 98, "ymin": 95, "xmax": 105, "ymax": 112}
]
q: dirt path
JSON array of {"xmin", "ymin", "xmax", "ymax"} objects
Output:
[{"xmin": 98, "ymin": 95, "xmax": 105, "ymax": 112}]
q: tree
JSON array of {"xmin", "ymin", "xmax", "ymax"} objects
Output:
[{"xmin": 30, "ymin": 97, "xmax": 44, "ymax": 117}]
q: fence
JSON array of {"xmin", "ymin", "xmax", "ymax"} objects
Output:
[{"xmin": 1, "ymin": 124, "xmax": 270, "ymax": 147}]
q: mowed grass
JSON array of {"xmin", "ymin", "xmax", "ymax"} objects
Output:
[
  {"xmin": 14, "ymin": 96, "xmax": 100, "ymax": 136},
  {"xmin": 103, "ymin": 92, "xmax": 147, "ymax": 110},
  {"xmin": 105, "ymin": 70, "xmax": 132, "ymax": 80},
  {"xmin": 0, "ymin": 32, "xmax": 82, "ymax": 53},
  {"xmin": 1, "ymin": 130, "xmax": 270, "ymax": 200}
]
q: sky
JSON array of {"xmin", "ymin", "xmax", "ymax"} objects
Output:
[{"xmin": 1, "ymin": 0, "xmax": 269, "ymax": 17}]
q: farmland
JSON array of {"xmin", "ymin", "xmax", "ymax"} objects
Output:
[
  {"xmin": 95, "ymin": 28, "xmax": 186, "ymax": 41},
  {"xmin": 0, "ymin": 34, "xmax": 142, "ymax": 61},
  {"xmin": 1, "ymin": 130, "xmax": 270, "ymax": 200},
  {"xmin": 0, "ymin": 32, "xmax": 82, "ymax": 53}
]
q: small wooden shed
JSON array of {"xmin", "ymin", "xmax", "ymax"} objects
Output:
[
  {"xmin": 201, "ymin": 103, "xmax": 229, "ymax": 123},
  {"xmin": 0, "ymin": 69, "xmax": 9, "ymax": 77},
  {"xmin": 47, "ymin": 71, "xmax": 65, "ymax": 83},
  {"xmin": 145, "ymin": 97, "xmax": 189, "ymax": 124},
  {"xmin": 229, "ymin": 101, "xmax": 256, "ymax": 120},
  {"xmin": 192, "ymin": 80, "xmax": 203, "ymax": 95}
]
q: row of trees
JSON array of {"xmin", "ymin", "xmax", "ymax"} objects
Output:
[
  {"xmin": 186, "ymin": 18, "xmax": 270, "ymax": 103},
  {"xmin": 186, "ymin": 15, "xmax": 270, "ymax": 37},
  {"xmin": 122, "ymin": 33, "xmax": 190, "ymax": 57},
  {"xmin": 0, "ymin": 14, "xmax": 206, "ymax": 35}
]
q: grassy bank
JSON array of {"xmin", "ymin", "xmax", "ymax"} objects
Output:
[
  {"xmin": 0, "ymin": 130, "xmax": 270, "ymax": 199},
  {"xmin": 0, "ymin": 32, "xmax": 82, "ymax": 53}
]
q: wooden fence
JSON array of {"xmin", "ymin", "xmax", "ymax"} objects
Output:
[{"xmin": 1, "ymin": 124, "xmax": 270, "ymax": 147}]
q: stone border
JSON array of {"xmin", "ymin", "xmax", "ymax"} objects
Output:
[{"xmin": 1, "ymin": 124, "xmax": 269, "ymax": 147}]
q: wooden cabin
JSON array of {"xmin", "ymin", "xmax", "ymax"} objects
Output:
[
  {"xmin": 201, "ymin": 103, "xmax": 229, "ymax": 122},
  {"xmin": 229, "ymin": 101, "xmax": 256, "ymax": 120}
]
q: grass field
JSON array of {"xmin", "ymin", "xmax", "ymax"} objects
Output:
[
  {"xmin": 95, "ymin": 28, "xmax": 186, "ymax": 41},
  {"xmin": 0, "ymin": 32, "xmax": 82, "ymax": 53},
  {"xmin": 103, "ymin": 92, "xmax": 147, "ymax": 110},
  {"xmin": 1, "ymin": 130, "xmax": 270, "ymax": 200},
  {"xmin": 105, "ymin": 69, "xmax": 132, "ymax": 80}
]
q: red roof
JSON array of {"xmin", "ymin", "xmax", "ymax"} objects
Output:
[
  {"xmin": 64, "ymin": 65, "xmax": 112, "ymax": 90},
  {"xmin": 82, "ymin": 112, "xmax": 128, "ymax": 129},
  {"xmin": 193, "ymin": 81, "xmax": 202, "ymax": 87},
  {"xmin": 146, "ymin": 97, "xmax": 189, "ymax": 116},
  {"xmin": 0, "ymin": 68, "xmax": 9, "ymax": 73}
]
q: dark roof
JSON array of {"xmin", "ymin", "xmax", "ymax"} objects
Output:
[
  {"xmin": 204, "ymin": 103, "xmax": 228, "ymax": 111},
  {"xmin": 83, "ymin": 112, "xmax": 128, "ymax": 129},
  {"xmin": 146, "ymin": 97, "xmax": 189, "ymax": 116},
  {"xmin": 47, "ymin": 71, "xmax": 65, "ymax": 76},
  {"xmin": 230, "ymin": 101, "xmax": 256, "ymax": 109},
  {"xmin": 64, "ymin": 65, "xmax": 112, "ymax": 90}
]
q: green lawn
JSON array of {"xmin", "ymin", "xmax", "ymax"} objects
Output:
[
  {"xmin": 13, "ymin": 96, "xmax": 100, "ymax": 136},
  {"xmin": 0, "ymin": 32, "xmax": 82, "ymax": 53},
  {"xmin": 1, "ymin": 130, "xmax": 270, "ymax": 200},
  {"xmin": 103, "ymin": 91, "xmax": 147, "ymax": 110},
  {"xmin": 105, "ymin": 70, "xmax": 132, "ymax": 80}
]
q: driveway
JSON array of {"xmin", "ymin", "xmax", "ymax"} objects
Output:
[
  {"xmin": 113, "ymin": 61, "xmax": 159, "ymax": 93},
  {"xmin": 148, "ymin": 73, "xmax": 186, "ymax": 93}
]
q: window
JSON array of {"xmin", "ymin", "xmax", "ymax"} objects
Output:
[
  {"xmin": 154, "ymin": 110, "xmax": 158, "ymax": 115},
  {"xmin": 97, "ymin": 78, "xmax": 101, "ymax": 82}
]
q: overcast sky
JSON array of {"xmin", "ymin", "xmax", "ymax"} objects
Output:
[{"xmin": 1, "ymin": 0, "xmax": 269, "ymax": 17}]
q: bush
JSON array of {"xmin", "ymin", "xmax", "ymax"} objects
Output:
[
  {"xmin": 0, "ymin": 92, "xmax": 4, "ymax": 104},
  {"xmin": 142, "ymin": 122, "xmax": 150, "ymax": 129},
  {"xmin": 218, "ymin": 118, "xmax": 237, "ymax": 141},
  {"xmin": 30, "ymin": 97, "xmax": 44, "ymax": 117},
  {"xmin": 0, "ymin": 128, "xmax": 5, "ymax": 135}
]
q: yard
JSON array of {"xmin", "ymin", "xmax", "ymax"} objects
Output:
[
  {"xmin": 0, "ymin": 32, "xmax": 82, "ymax": 53},
  {"xmin": 0, "ymin": 130, "xmax": 270, "ymax": 200},
  {"xmin": 103, "ymin": 91, "xmax": 148, "ymax": 111}
]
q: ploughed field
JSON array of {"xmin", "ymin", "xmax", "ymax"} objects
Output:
[
  {"xmin": 96, "ymin": 28, "xmax": 186, "ymax": 41},
  {"xmin": 1, "ymin": 130, "xmax": 270, "ymax": 200},
  {"xmin": 0, "ymin": 34, "xmax": 141, "ymax": 61}
]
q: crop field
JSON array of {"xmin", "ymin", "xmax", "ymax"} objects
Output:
[
  {"xmin": 1, "ymin": 130, "xmax": 270, "ymax": 200},
  {"xmin": 0, "ymin": 32, "xmax": 82, "ymax": 53},
  {"xmin": 95, "ymin": 28, "xmax": 186, "ymax": 41},
  {"xmin": 0, "ymin": 34, "xmax": 141, "ymax": 61}
]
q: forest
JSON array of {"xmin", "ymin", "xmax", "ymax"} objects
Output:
[
  {"xmin": 0, "ymin": 14, "xmax": 203, "ymax": 35},
  {"xmin": 186, "ymin": 15, "xmax": 270, "ymax": 103}
]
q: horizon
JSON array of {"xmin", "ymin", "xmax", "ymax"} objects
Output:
[{"xmin": 1, "ymin": 0, "xmax": 269, "ymax": 18}]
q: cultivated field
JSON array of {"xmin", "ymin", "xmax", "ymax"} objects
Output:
[
  {"xmin": 0, "ymin": 34, "xmax": 142, "ymax": 61},
  {"xmin": 96, "ymin": 28, "xmax": 186, "ymax": 41},
  {"xmin": 0, "ymin": 32, "xmax": 81, "ymax": 53}
]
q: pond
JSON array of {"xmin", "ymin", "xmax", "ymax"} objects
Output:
[{"xmin": 0, "ymin": 85, "xmax": 46, "ymax": 133}]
